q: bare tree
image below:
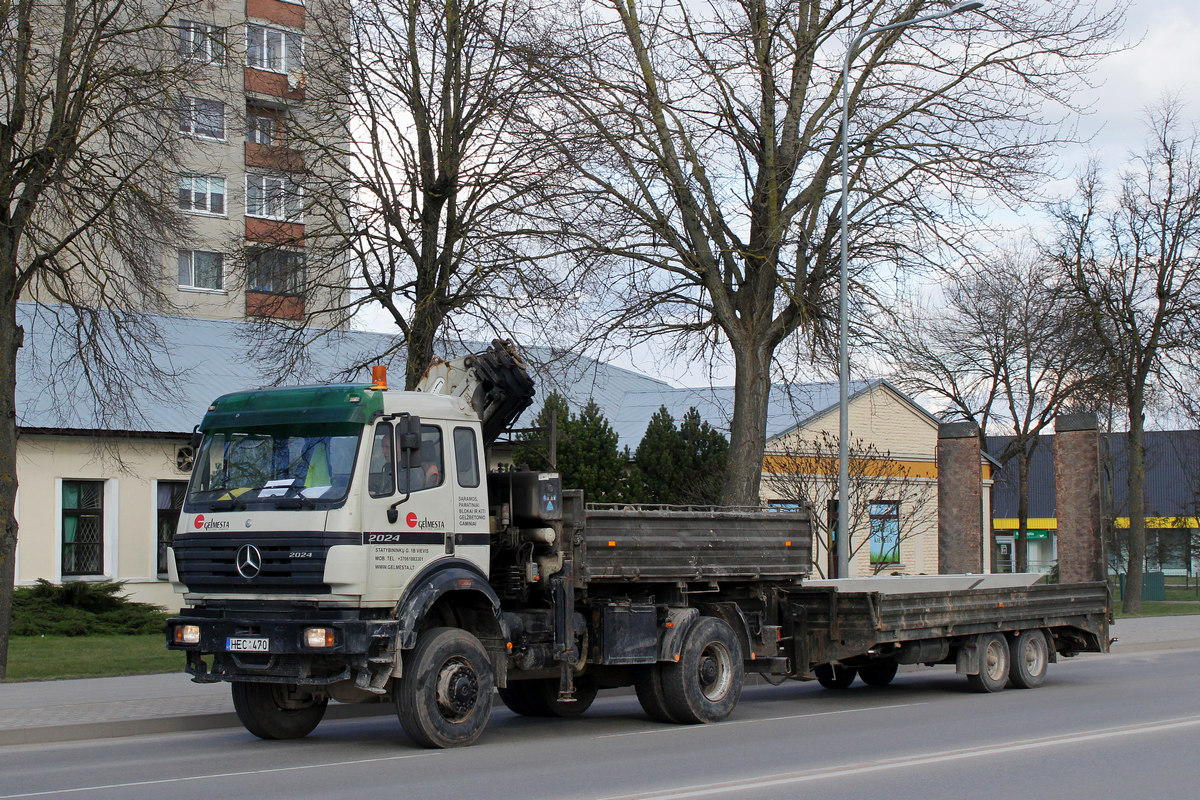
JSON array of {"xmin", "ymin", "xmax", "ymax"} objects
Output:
[
  {"xmin": 0, "ymin": 0, "xmax": 212, "ymax": 676},
  {"xmin": 252, "ymin": 0, "xmax": 574, "ymax": 389},
  {"xmin": 1049, "ymin": 101, "xmax": 1200, "ymax": 613},
  {"xmin": 764, "ymin": 432, "xmax": 936, "ymax": 577},
  {"xmin": 877, "ymin": 249, "xmax": 1102, "ymax": 572},
  {"xmin": 531, "ymin": 0, "xmax": 1123, "ymax": 505}
]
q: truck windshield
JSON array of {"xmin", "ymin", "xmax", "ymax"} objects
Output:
[{"xmin": 185, "ymin": 422, "xmax": 362, "ymax": 511}]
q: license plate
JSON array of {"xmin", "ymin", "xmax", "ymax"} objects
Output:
[{"xmin": 226, "ymin": 637, "xmax": 270, "ymax": 652}]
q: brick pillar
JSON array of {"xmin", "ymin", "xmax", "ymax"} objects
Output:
[
  {"xmin": 938, "ymin": 421, "xmax": 983, "ymax": 574},
  {"xmin": 1054, "ymin": 413, "xmax": 1104, "ymax": 583}
]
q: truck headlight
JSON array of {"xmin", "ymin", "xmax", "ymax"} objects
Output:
[
  {"xmin": 174, "ymin": 625, "xmax": 201, "ymax": 645},
  {"xmin": 303, "ymin": 627, "xmax": 335, "ymax": 648}
]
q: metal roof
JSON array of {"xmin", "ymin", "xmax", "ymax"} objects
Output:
[
  {"xmin": 988, "ymin": 430, "xmax": 1200, "ymax": 520},
  {"xmin": 16, "ymin": 303, "xmax": 931, "ymax": 454},
  {"xmin": 15, "ymin": 303, "xmax": 670, "ymax": 437}
]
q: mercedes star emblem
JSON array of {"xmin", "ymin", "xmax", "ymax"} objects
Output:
[{"xmin": 236, "ymin": 544, "xmax": 263, "ymax": 579}]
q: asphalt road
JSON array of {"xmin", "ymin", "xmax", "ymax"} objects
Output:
[{"xmin": 3, "ymin": 647, "xmax": 1198, "ymax": 800}]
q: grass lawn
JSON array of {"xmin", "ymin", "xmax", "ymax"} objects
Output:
[
  {"xmin": 4, "ymin": 634, "xmax": 184, "ymax": 682},
  {"xmin": 1113, "ymin": 601, "xmax": 1200, "ymax": 619}
]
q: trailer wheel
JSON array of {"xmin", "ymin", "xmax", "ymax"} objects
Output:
[
  {"xmin": 1008, "ymin": 629, "xmax": 1048, "ymax": 689},
  {"xmin": 814, "ymin": 664, "xmax": 857, "ymax": 690},
  {"xmin": 858, "ymin": 660, "xmax": 899, "ymax": 687},
  {"xmin": 395, "ymin": 627, "xmax": 493, "ymax": 748},
  {"xmin": 498, "ymin": 676, "xmax": 598, "ymax": 718},
  {"xmin": 634, "ymin": 664, "xmax": 678, "ymax": 723},
  {"xmin": 966, "ymin": 633, "xmax": 1010, "ymax": 693},
  {"xmin": 231, "ymin": 682, "xmax": 328, "ymax": 740},
  {"xmin": 661, "ymin": 616, "xmax": 744, "ymax": 724}
]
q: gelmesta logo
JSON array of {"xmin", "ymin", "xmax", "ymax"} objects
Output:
[{"xmin": 193, "ymin": 514, "xmax": 230, "ymax": 531}]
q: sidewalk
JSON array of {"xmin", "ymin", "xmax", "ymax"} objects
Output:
[{"xmin": 1, "ymin": 615, "xmax": 1197, "ymax": 747}]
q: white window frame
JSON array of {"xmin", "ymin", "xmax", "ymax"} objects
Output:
[
  {"xmin": 178, "ymin": 20, "xmax": 225, "ymax": 64},
  {"xmin": 246, "ymin": 23, "xmax": 303, "ymax": 75},
  {"xmin": 246, "ymin": 111, "xmax": 275, "ymax": 145},
  {"xmin": 179, "ymin": 96, "xmax": 225, "ymax": 141},
  {"xmin": 246, "ymin": 172, "xmax": 303, "ymax": 221},
  {"xmin": 178, "ymin": 174, "xmax": 226, "ymax": 216},
  {"xmin": 178, "ymin": 249, "xmax": 225, "ymax": 292},
  {"xmin": 55, "ymin": 478, "xmax": 118, "ymax": 581}
]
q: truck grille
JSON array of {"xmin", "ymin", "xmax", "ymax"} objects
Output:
[{"xmin": 173, "ymin": 532, "xmax": 359, "ymax": 594}]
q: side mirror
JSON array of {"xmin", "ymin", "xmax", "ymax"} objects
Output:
[
  {"xmin": 190, "ymin": 425, "xmax": 203, "ymax": 449},
  {"xmin": 396, "ymin": 413, "xmax": 421, "ymax": 452}
]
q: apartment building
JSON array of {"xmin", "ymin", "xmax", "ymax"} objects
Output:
[{"xmin": 172, "ymin": 0, "xmax": 341, "ymax": 322}]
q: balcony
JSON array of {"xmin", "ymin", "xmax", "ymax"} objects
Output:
[
  {"xmin": 247, "ymin": 0, "xmax": 305, "ymax": 28},
  {"xmin": 246, "ymin": 291, "xmax": 305, "ymax": 320},
  {"xmin": 245, "ymin": 141, "xmax": 305, "ymax": 171}
]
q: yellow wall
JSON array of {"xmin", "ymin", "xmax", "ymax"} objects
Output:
[{"xmin": 15, "ymin": 434, "xmax": 189, "ymax": 609}]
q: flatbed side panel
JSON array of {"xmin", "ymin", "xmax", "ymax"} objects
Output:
[
  {"xmin": 581, "ymin": 508, "xmax": 811, "ymax": 582},
  {"xmin": 787, "ymin": 582, "xmax": 1109, "ymax": 665}
]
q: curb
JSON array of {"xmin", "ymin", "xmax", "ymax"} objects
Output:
[{"xmin": 0, "ymin": 700, "xmax": 394, "ymax": 747}]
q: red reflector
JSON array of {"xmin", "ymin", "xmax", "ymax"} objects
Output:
[{"xmin": 457, "ymin": 578, "xmax": 472, "ymax": 587}]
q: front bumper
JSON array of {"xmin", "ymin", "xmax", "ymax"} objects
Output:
[{"xmin": 167, "ymin": 612, "xmax": 400, "ymax": 686}]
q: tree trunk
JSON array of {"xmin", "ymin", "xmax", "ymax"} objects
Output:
[
  {"xmin": 1016, "ymin": 447, "xmax": 1030, "ymax": 573},
  {"xmin": 1122, "ymin": 396, "xmax": 1147, "ymax": 614},
  {"xmin": 403, "ymin": 300, "xmax": 445, "ymax": 391},
  {"xmin": 0, "ymin": 292, "xmax": 21, "ymax": 680},
  {"xmin": 721, "ymin": 345, "xmax": 771, "ymax": 506}
]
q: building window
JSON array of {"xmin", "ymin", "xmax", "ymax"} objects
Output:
[
  {"xmin": 177, "ymin": 20, "xmax": 225, "ymax": 64},
  {"xmin": 178, "ymin": 249, "xmax": 224, "ymax": 290},
  {"xmin": 246, "ymin": 173, "xmax": 302, "ymax": 220},
  {"xmin": 248, "ymin": 248, "xmax": 304, "ymax": 295},
  {"xmin": 247, "ymin": 111, "xmax": 276, "ymax": 145},
  {"xmin": 62, "ymin": 480, "xmax": 104, "ymax": 577},
  {"xmin": 157, "ymin": 481, "xmax": 188, "ymax": 577},
  {"xmin": 178, "ymin": 175, "xmax": 225, "ymax": 215},
  {"xmin": 869, "ymin": 501, "xmax": 901, "ymax": 565},
  {"xmin": 179, "ymin": 96, "xmax": 225, "ymax": 140},
  {"xmin": 246, "ymin": 24, "xmax": 303, "ymax": 74}
]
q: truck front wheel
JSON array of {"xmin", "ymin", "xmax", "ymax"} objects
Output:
[
  {"xmin": 395, "ymin": 627, "xmax": 494, "ymax": 748},
  {"xmin": 231, "ymin": 682, "xmax": 328, "ymax": 740},
  {"xmin": 661, "ymin": 616, "xmax": 744, "ymax": 724}
]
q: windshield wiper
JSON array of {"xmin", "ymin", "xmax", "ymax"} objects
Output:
[{"xmin": 208, "ymin": 496, "xmax": 248, "ymax": 512}]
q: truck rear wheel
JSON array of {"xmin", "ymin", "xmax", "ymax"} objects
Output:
[
  {"xmin": 1008, "ymin": 629, "xmax": 1048, "ymax": 689},
  {"xmin": 634, "ymin": 664, "xmax": 678, "ymax": 722},
  {"xmin": 395, "ymin": 627, "xmax": 493, "ymax": 748},
  {"xmin": 966, "ymin": 632, "xmax": 1010, "ymax": 693},
  {"xmin": 661, "ymin": 616, "xmax": 744, "ymax": 724},
  {"xmin": 231, "ymin": 682, "xmax": 328, "ymax": 740},
  {"xmin": 814, "ymin": 664, "xmax": 857, "ymax": 689},
  {"xmin": 498, "ymin": 676, "xmax": 598, "ymax": 718},
  {"xmin": 858, "ymin": 659, "xmax": 899, "ymax": 687}
]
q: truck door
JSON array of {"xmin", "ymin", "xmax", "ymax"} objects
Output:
[
  {"xmin": 361, "ymin": 420, "xmax": 456, "ymax": 597},
  {"xmin": 449, "ymin": 425, "xmax": 488, "ymax": 575}
]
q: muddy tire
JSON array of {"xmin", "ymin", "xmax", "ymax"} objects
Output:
[
  {"xmin": 232, "ymin": 682, "xmax": 327, "ymax": 740},
  {"xmin": 499, "ymin": 676, "xmax": 598, "ymax": 718},
  {"xmin": 966, "ymin": 632, "xmax": 1010, "ymax": 693},
  {"xmin": 660, "ymin": 616, "xmax": 744, "ymax": 724},
  {"xmin": 814, "ymin": 664, "xmax": 857, "ymax": 690},
  {"xmin": 395, "ymin": 627, "xmax": 493, "ymax": 748},
  {"xmin": 858, "ymin": 660, "xmax": 899, "ymax": 687},
  {"xmin": 634, "ymin": 664, "xmax": 678, "ymax": 723},
  {"xmin": 1008, "ymin": 629, "xmax": 1048, "ymax": 689}
]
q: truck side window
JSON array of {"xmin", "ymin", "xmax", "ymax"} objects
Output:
[
  {"xmin": 400, "ymin": 425, "xmax": 444, "ymax": 492},
  {"xmin": 368, "ymin": 423, "xmax": 395, "ymax": 497},
  {"xmin": 453, "ymin": 427, "xmax": 480, "ymax": 488}
]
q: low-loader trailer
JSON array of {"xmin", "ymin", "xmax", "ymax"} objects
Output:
[{"xmin": 166, "ymin": 342, "xmax": 1109, "ymax": 747}]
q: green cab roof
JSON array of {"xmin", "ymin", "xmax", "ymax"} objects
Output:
[{"xmin": 200, "ymin": 384, "xmax": 384, "ymax": 430}]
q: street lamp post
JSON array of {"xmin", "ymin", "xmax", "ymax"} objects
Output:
[{"xmin": 836, "ymin": 1, "xmax": 983, "ymax": 579}]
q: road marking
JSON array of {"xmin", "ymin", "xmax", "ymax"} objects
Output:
[
  {"xmin": 594, "ymin": 715, "xmax": 1200, "ymax": 799},
  {"xmin": 596, "ymin": 702, "xmax": 927, "ymax": 738},
  {"xmin": 0, "ymin": 751, "xmax": 443, "ymax": 799}
]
